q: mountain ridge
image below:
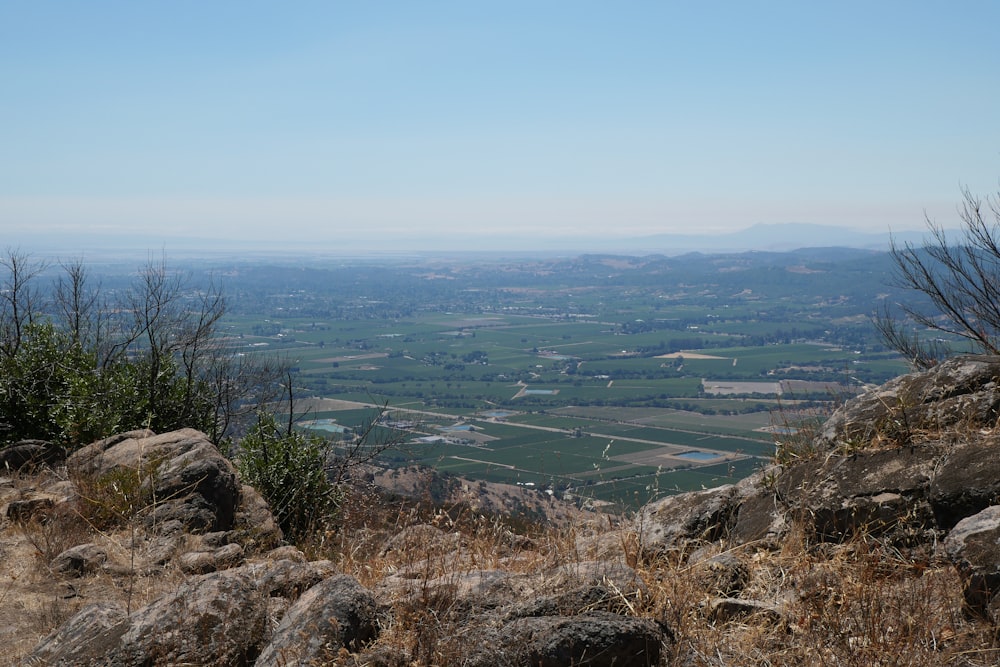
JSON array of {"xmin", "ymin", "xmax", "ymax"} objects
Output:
[{"xmin": 14, "ymin": 222, "xmax": 952, "ymax": 259}]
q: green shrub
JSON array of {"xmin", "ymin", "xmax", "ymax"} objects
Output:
[
  {"xmin": 0, "ymin": 322, "xmax": 90, "ymax": 443},
  {"xmin": 0, "ymin": 322, "xmax": 217, "ymax": 448},
  {"xmin": 235, "ymin": 412, "xmax": 340, "ymax": 543}
]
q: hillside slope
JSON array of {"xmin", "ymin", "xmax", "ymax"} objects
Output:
[{"xmin": 4, "ymin": 356, "xmax": 1000, "ymax": 664}]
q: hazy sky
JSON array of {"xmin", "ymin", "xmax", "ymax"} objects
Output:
[{"xmin": 2, "ymin": 2, "xmax": 998, "ymax": 249}]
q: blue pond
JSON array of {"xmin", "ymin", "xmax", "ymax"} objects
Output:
[{"xmin": 299, "ymin": 419, "xmax": 348, "ymax": 434}]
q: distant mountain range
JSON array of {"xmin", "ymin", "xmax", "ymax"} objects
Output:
[
  {"xmin": 591, "ymin": 223, "xmax": 949, "ymax": 255},
  {"xmin": 16, "ymin": 222, "xmax": 952, "ymax": 259}
]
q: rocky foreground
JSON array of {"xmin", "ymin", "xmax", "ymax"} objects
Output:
[{"xmin": 5, "ymin": 356, "xmax": 1000, "ymax": 665}]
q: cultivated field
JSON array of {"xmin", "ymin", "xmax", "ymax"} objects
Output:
[{"xmin": 223, "ymin": 307, "xmax": 903, "ymax": 507}]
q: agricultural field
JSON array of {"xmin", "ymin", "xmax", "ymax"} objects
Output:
[{"xmin": 209, "ymin": 248, "xmax": 921, "ymax": 507}]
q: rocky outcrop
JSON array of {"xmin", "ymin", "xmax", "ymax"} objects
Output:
[
  {"xmin": 23, "ymin": 558, "xmax": 344, "ymax": 666},
  {"xmin": 24, "ymin": 602, "xmax": 129, "ymax": 666},
  {"xmin": 68, "ymin": 428, "xmax": 241, "ymax": 533},
  {"xmin": 636, "ymin": 485, "xmax": 736, "ymax": 554},
  {"xmin": 633, "ymin": 355, "xmax": 1000, "ymax": 621},
  {"xmin": 14, "ymin": 428, "xmax": 668, "ymax": 666},
  {"xmin": 51, "ymin": 543, "xmax": 109, "ymax": 577},
  {"xmin": 27, "ymin": 568, "xmax": 269, "ymax": 666},
  {"xmin": 254, "ymin": 574, "xmax": 379, "ymax": 665},
  {"xmin": 814, "ymin": 354, "xmax": 1000, "ymax": 450},
  {"xmin": 638, "ymin": 356, "xmax": 1000, "ymax": 548},
  {"xmin": 945, "ymin": 505, "xmax": 1000, "ymax": 620}
]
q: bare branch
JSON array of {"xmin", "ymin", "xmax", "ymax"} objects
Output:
[
  {"xmin": 0, "ymin": 249, "xmax": 48, "ymax": 358},
  {"xmin": 880, "ymin": 184, "xmax": 1000, "ymax": 364}
]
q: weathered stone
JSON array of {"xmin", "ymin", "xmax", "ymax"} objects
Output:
[
  {"xmin": 778, "ymin": 446, "xmax": 938, "ymax": 502},
  {"xmin": 144, "ymin": 496, "xmax": 218, "ymax": 532},
  {"xmin": 250, "ymin": 558, "xmax": 336, "ymax": 600},
  {"xmin": 930, "ymin": 438, "xmax": 1000, "ymax": 530},
  {"xmin": 5, "ymin": 493, "xmax": 56, "ymax": 524},
  {"xmin": 68, "ymin": 428, "xmax": 240, "ymax": 533},
  {"xmin": 945, "ymin": 505, "xmax": 1000, "ymax": 620},
  {"xmin": 730, "ymin": 487, "xmax": 788, "ymax": 544},
  {"xmin": 497, "ymin": 612, "xmax": 666, "ymax": 667},
  {"xmin": 255, "ymin": 574, "xmax": 379, "ymax": 666},
  {"xmin": 263, "ymin": 545, "xmax": 307, "ymax": 563},
  {"xmin": 0, "ymin": 439, "xmax": 64, "ymax": 471},
  {"xmin": 24, "ymin": 602, "xmax": 128, "ymax": 666},
  {"xmin": 143, "ymin": 532, "xmax": 183, "ymax": 567},
  {"xmin": 116, "ymin": 569, "xmax": 268, "ymax": 665},
  {"xmin": 201, "ymin": 530, "xmax": 230, "ymax": 548},
  {"xmin": 689, "ymin": 550, "xmax": 748, "ymax": 597},
  {"xmin": 178, "ymin": 542, "xmax": 244, "ymax": 574},
  {"xmin": 635, "ymin": 485, "xmax": 735, "ymax": 554},
  {"xmin": 777, "ymin": 445, "xmax": 939, "ymax": 542},
  {"xmin": 816, "ymin": 355, "xmax": 1000, "ymax": 451},
  {"xmin": 25, "ymin": 568, "xmax": 269, "ymax": 665},
  {"xmin": 51, "ymin": 543, "xmax": 108, "ymax": 577},
  {"xmin": 232, "ymin": 484, "xmax": 283, "ymax": 551}
]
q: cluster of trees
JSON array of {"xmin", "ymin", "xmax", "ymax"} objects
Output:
[
  {"xmin": 0, "ymin": 251, "xmax": 410, "ymax": 543},
  {"xmin": 0, "ymin": 252, "xmax": 287, "ymax": 448}
]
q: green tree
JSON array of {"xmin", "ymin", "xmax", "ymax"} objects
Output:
[{"xmin": 0, "ymin": 251, "xmax": 286, "ymax": 449}]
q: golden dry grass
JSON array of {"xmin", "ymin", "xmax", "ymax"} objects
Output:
[{"xmin": 2, "ymin": 458, "xmax": 999, "ymax": 666}]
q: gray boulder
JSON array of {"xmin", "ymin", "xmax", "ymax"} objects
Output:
[
  {"xmin": 255, "ymin": 574, "xmax": 379, "ymax": 666},
  {"xmin": 67, "ymin": 428, "xmax": 240, "ymax": 533},
  {"xmin": 5, "ymin": 493, "xmax": 56, "ymax": 524},
  {"xmin": 25, "ymin": 568, "xmax": 269, "ymax": 666},
  {"xmin": 930, "ymin": 438, "xmax": 1000, "ymax": 529},
  {"xmin": 635, "ymin": 485, "xmax": 736, "ymax": 554},
  {"xmin": 23, "ymin": 601, "xmax": 129, "ymax": 666},
  {"xmin": 815, "ymin": 355, "xmax": 1000, "ymax": 450},
  {"xmin": 177, "ymin": 542, "xmax": 245, "ymax": 574},
  {"xmin": 251, "ymin": 557, "xmax": 335, "ymax": 599},
  {"xmin": 497, "ymin": 612, "xmax": 666, "ymax": 667},
  {"xmin": 775, "ymin": 445, "xmax": 940, "ymax": 543},
  {"xmin": 0, "ymin": 439, "xmax": 64, "ymax": 471},
  {"xmin": 945, "ymin": 505, "xmax": 1000, "ymax": 620},
  {"xmin": 51, "ymin": 543, "xmax": 108, "ymax": 577},
  {"xmin": 232, "ymin": 483, "xmax": 283, "ymax": 550}
]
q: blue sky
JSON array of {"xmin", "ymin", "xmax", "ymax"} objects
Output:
[{"xmin": 2, "ymin": 1, "xmax": 998, "ymax": 249}]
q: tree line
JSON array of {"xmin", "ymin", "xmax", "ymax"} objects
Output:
[{"xmin": 0, "ymin": 251, "xmax": 287, "ymax": 448}]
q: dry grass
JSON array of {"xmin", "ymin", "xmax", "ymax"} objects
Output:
[
  {"xmin": 301, "ymin": 486, "xmax": 1000, "ymax": 666},
  {"xmin": 2, "ymin": 449, "xmax": 999, "ymax": 665},
  {"xmin": 0, "ymin": 461, "xmax": 189, "ymax": 666},
  {"xmin": 627, "ymin": 524, "xmax": 997, "ymax": 667}
]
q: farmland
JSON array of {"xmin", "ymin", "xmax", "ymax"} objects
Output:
[{"xmin": 204, "ymin": 247, "xmax": 924, "ymax": 507}]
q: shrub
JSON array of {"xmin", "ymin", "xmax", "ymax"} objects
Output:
[{"xmin": 235, "ymin": 412, "xmax": 340, "ymax": 543}]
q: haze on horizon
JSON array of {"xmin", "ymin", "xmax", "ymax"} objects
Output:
[{"xmin": 1, "ymin": 2, "xmax": 998, "ymax": 253}]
